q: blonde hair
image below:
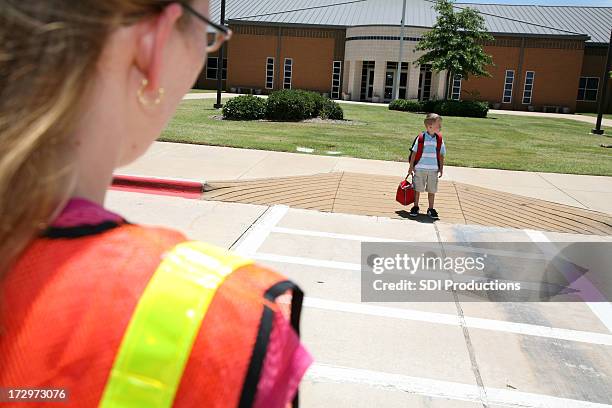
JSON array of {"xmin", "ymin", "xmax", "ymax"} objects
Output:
[
  {"xmin": 424, "ymin": 113, "xmax": 442, "ymax": 127},
  {"xmin": 0, "ymin": 1, "xmax": 193, "ymax": 272}
]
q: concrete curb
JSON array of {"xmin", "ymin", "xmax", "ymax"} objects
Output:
[{"xmin": 111, "ymin": 174, "xmax": 204, "ymax": 199}]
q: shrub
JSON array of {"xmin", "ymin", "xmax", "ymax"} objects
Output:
[
  {"xmin": 388, "ymin": 99, "xmax": 402, "ymax": 111},
  {"xmin": 389, "ymin": 99, "xmax": 423, "ymax": 112},
  {"xmin": 459, "ymin": 100, "xmax": 489, "ymax": 118},
  {"xmin": 297, "ymin": 90, "xmax": 327, "ymax": 117},
  {"xmin": 422, "ymin": 99, "xmax": 438, "ymax": 114},
  {"xmin": 435, "ymin": 100, "xmax": 488, "ymax": 118},
  {"xmin": 421, "ymin": 99, "xmax": 488, "ymax": 118},
  {"xmin": 266, "ymin": 89, "xmax": 337, "ymax": 121},
  {"xmin": 266, "ymin": 89, "xmax": 313, "ymax": 121},
  {"xmin": 222, "ymin": 95, "xmax": 267, "ymax": 120},
  {"xmin": 320, "ymin": 99, "xmax": 344, "ymax": 120},
  {"xmin": 312, "ymin": 93, "xmax": 328, "ymax": 117}
]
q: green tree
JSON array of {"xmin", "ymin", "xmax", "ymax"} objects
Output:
[{"xmin": 416, "ymin": 0, "xmax": 493, "ymax": 100}]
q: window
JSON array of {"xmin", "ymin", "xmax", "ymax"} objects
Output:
[
  {"xmin": 283, "ymin": 58, "xmax": 293, "ymax": 89},
  {"xmin": 522, "ymin": 71, "xmax": 535, "ymax": 105},
  {"xmin": 577, "ymin": 77, "xmax": 599, "ymax": 102},
  {"xmin": 206, "ymin": 57, "xmax": 227, "ymax": 80},
  {"xmin": 265, "ymin": 57, "xmax": 274, "ymax": 89},
  {"xmin": 503, "ymin": 70, "xmax": 514, "ymax": 103},
  {"xmin": 331, "ymin": 61, "xmax": 342, "ymax": 99},
  {"xmin": 451, "ymin": 74, "xmax": 462, "ymax": 100}
]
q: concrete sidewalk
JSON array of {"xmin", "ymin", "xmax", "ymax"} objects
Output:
[
  {"xmin": 106, "ymin": 191, "xmax": 612, "ymax": 407},
  {"xmin": 488, "ymin": 109, "xmax": 612, "ymax": 127},
  {"xmin": 202, "ymin": 172, "xmax": 612, "ymax": 235},
  {"xmin": 183, "ymin": 92, "xmax": 239, "ymax": 100},
  {"xmin": 184, "ymin": 92, "xmax": 612, "ymax": 127},
  {"xmin": 117, "ymin": 142, "xmax": 612, "ymax": 214}
]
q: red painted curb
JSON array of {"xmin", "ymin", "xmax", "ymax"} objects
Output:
[{"xmin": 111, "ymin": 175, "xmax": 204, "ymax": 199}]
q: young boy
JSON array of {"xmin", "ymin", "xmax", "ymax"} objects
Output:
[{"xmin": 408, "ymin": 113, "xmax": 446, "ymax": 220}]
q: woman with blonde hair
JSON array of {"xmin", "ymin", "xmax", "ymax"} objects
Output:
[{"xmin": 0, "ymin": 1, "xmax": 311, "ymax": 406}]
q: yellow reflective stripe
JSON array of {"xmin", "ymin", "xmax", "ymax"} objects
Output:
[{"xmin": 99, "ymin": 241, "xmax": 253, "ymax": 408}]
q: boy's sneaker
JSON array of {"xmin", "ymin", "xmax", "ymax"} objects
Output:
[
  {"xmin": 409, "ymin": 206, "xmax": 420, "ymax": 217},
  {"xmin": 427, "ymin": 208, "xmax": 439, "ymax": 220}
]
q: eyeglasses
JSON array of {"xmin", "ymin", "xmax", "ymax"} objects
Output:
[{"xmin": 176, "ymin": 1, "xmax": 232, "ymax": 53}]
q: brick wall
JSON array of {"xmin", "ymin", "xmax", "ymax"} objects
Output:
[
  {"xmin": 194, "ymin": 33, "xmax": 226, "ymax": 90},
  {"xmin": 461, "ymin": 43, "xmax": 521, "ymax": 106},
  {"xmin": 577, "ymin": 46, "xmax": 612, "ymax": 113},
  {"xmin": 280, "ymin": 37, "xmax": 337, "ymax": 92},
  {"xmin": 225, "ymin": 24, "xmax": 344, "ymax": 94},
  {"xmin": 462, "ymin": 36, "xmax": 585, "ymax": 112},
  {"xmin": 226, "ymin": 31, "xmax": 278, "ymax": 91}
]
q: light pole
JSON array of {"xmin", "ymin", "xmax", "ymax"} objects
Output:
[
  {"xmin": 393, "ymin": 0, "xmax": 407, "ymax": 101},
  {"xmin": 591, "ymin": 27, "xmax": 611, "ymax": 135},
  {"xmin": 214, "ymin": 0, "xmax": 226, "ymax": 109}
]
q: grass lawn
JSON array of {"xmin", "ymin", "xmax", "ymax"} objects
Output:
[
  {"xmin": 577, "ymin": 113, "xmax": 612, "ymax": 120},
  {"xmin": 160, "ymin": 98, "xmax": 612, "ymax": 176},
  {"xmin": 189, "ymin": 89, "xmax": 218, "ymax": 93}
]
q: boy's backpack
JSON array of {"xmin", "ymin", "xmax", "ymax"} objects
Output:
[{"xmin": 409, "ymin": 132, "xmax": 443, "ymax": 169}]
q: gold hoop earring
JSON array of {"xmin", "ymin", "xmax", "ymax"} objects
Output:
[{"xmin": 137, "ymin": 78, "xmax": 165, "ymax": 106}]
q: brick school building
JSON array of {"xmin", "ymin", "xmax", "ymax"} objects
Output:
[{"xmin": 197, "ymin": 0, "xmax": 612, "ymax": 113}]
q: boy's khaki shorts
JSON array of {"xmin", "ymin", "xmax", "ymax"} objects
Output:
[{"xmin": 413, "ymin": 170, "xmax": 439, "ymax": 193}]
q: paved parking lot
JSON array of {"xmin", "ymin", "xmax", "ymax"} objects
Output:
[{"xmin": 107, "ymin": 191, "xmax": 612, "ymax": 408}]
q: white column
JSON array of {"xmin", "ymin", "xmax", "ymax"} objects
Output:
[
  {"xmin": 349, "ymin": 60, "xmax": 362, "ymax": 101},
  {"xmin": 342, "ymin": 60, "xmax": 351, "ymax": 98},
  {"xmin": 372, "ymin": 60, "xmax": 387, "ymax": 103},
  {"xmin": 433, "ymin": 70, "xmax": 448, "ymax": 100},
  {"xmin": 407, "ymin": 63, "xmax": 420, "ymax": 100}
]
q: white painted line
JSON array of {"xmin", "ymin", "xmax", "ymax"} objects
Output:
[
  {"xmin": 525, "ymin": 229, "xmax": 612, "ymax": 333},
  {"xmin": 303, "ymin": 297, "xmax": 612, "ymax": 347},
  {"xmin": 241, "ymin": 221, "xmax": 612, "ymax": 344},
  {"xmin": 231, "ymin": 205, "xmax": 289, "ymax": 256},
  {"xmin": 307, "ymin": 363, "xmax": 481, "ymax": 405},
  {"xmin": 254, "ymin": 252, "xmax": 361, "ymax": 271},
  {"xmin": 306, "ymin": 363, "xmax": 612, "ymax": 408},
  {"xmin": 271, "ymin": 227, "xmax": 551, "ymax": 260},
  {"xmin": 271, "ymin": 227, "xmax": 406, "ymax": 243},
  {"xmin": 439, "ymin": 243, "xmax": 549, "ymax": 260},
  {"xmin": 254, "ymin": 253, "xmax": 560, "ymax": 293},
  {"xmin": 579, "ymin": 300, "xmax": 612, "ymax": 334},
  {"xmin": 304, "ymin": 297, "xmax": 460, "ymax": 326},
  {"xmin": 462, "ymin": 315, "xmax": 612, "ymax": 347}
]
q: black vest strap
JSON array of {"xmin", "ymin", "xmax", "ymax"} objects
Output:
[
  {"xmin": 42, "ymin": 221, "xmax": 126, "ymax": 239},
  {"xmin": 238, "ymin": 280, "xmax": 304, "ymax": 408}
]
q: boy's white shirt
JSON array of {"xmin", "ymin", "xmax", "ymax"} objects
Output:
[{"xmin": 411, "ymin": 132, "xmax": 446, "ymax": 171}]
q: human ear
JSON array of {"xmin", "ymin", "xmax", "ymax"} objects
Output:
[{"xmin": 134, "ymin": 3, "xmax": 183, "ymax": 92}]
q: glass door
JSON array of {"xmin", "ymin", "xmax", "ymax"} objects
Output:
[
  {"xmin": 384, "ymin": 62, "xmax": 408, "ymax": 102},
  {"xmin": 366, "ymin": 68, "xmax": 374, "ymax": 100},
  {"xmin": 360, "ymin": 61, "xmax": 375, "ymax": 101},
  {"xmin": 418, "ymin": 64, "xmax": 432, "ymax": 101}
]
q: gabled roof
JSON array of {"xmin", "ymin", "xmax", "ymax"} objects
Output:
[
  {"xmin": 455, "ymin": 3, "xmax": 611, "ymax": 43},
  {"xmin": 209, "ymin": 0, "xmax": 611, "ymax": 43}
]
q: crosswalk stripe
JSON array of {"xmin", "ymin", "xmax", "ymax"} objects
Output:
[{"xmin": 306, "ymin": 363, "xmax": 611, "ymax": 408}]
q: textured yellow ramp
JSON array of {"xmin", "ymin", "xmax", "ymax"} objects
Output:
[{"xmin": 202, "ymin": 172, "xmax": 612, "ymax": 236}]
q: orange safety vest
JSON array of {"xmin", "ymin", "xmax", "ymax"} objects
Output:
[{"xmin": 0, "ymin": 221, "xmax": 304, "ymax": 407}]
